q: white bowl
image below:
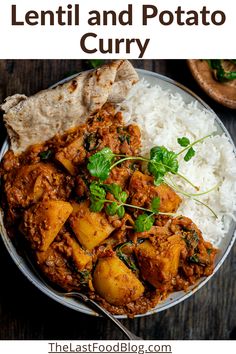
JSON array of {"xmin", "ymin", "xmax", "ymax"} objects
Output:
[{"xmin": 1, "ymin": 69, "xmax": 236, "ymax": 318}]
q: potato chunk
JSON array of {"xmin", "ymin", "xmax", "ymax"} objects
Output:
[
  {"xmin": 93, "ymin": 255, "xmax": 144, "ymax": 306},
  {"xmin": 167, "ymin": 235, "xmax": 185, "ymax": 276},
  {"xmin": 136, "ymin": 239, "xmax": 183, "ymax": 288},
  {"xmin": 55, "ymin": 137, "xmax": 85, "ymax": 175},
  {"xmin": 23, "ymin": 200, "xmax": 73, "ymax": 251},
  {"xmin": 63, "ymin": 233, "xmax": 92, "ymax": 271},
  {"xmin": 69, "ymin": 202, "xmax": 114, "ymax": 251},
  {"xmin": 129, "ymin": 171, "xmax": 181, "ymax": 213}
]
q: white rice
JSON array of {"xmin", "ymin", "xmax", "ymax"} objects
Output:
[{"xmin": 119, "ymin": 80, "xmax": 236, "ymax": 246}]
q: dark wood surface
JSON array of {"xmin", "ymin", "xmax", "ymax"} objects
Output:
[{"xmin": 0, "ymin": 60, "xmax": 235, "ymax": 340}]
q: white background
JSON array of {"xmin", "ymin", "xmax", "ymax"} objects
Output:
[
  {"xmin": 0, "ymin": 0, "xmax": 235, "ymax": 58},
  {"xmin": 0, "ymin": 340, "xmax": 235, "ymax": 353}
]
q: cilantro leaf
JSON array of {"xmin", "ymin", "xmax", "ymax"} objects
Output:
[
  {"xmin": 102, "ymin": 183, "xmax": 127, "ymax": 218},
  {"xmin": 117, "ymin": 205, "xmax": 125, "ymax": 218},
  {"xmin": 177, "ymin": 137, "xmax": 190, "ymax": 147},
  {"xmin": 104, "ymin": 183, "xmax": 122, "ymax": 200},
  {"xmin": 90, "ymin": 199, "xmax": 104, "ymax": 212},
  {"xmin": 134, "ymin": 213, "xmax": 155, "ymax": 232},
  {"xmin": 153, "ymin": 175, "xmax": 165, "ymax": 186},
  {"xmin": 89, "ymin": 183, "xmax": 106, "ymax": 212},
  {"xmin": 89, "ymin": 183, "xmax": 106, "ymax": 199},
  {"xmin": 105, "ymin": 202, "xmax": 118, "ymax": 216},
  {"xmin": 87, "ymin": 148, "xmax": 115, "ymax": 180},
  {"xmin": 157, "ymin": 147, "xmax": 178, "ymax": 173},
  {"xmin": 104, "ymin": 183, "xmax": 128, "ymax": 203},
  {"xmin": 148, "ymin": 162, "xmax": 166, "ymax": 185},
  {"xmin": 151, "ymin": 197, "xmax": 160, "ymax": 213},
  {"xmin": 184, "ymin": 147, "xmax": 195, "ymax": 162},
  {"xmin": 148, "ymin": 146, "xmax": 179, "ymax": 184},
  {"xmin": 89, "ymin": 181, "xmax": 128, "ymax": 217},
  {"xmin": 120, "ymin": 191, "xmax": 128, "ymax": 203}
]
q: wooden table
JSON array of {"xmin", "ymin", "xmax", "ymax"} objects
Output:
[{"xmin": 0, "ymin": 60, "xmax": 235, "ymax": 340}]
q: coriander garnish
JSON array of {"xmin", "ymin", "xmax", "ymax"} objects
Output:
[{"xmin": 89, "ymin": 182, "xmax": 174, "ymax": 232}]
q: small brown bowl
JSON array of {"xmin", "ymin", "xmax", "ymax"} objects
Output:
[{"xmin": 187, "ymin": 59, "xmax": 236, "ymax": 109}]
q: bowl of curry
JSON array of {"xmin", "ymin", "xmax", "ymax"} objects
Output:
[{"xmin": 0, "ymin": 68, "xmax": 236, "ymax": 318}]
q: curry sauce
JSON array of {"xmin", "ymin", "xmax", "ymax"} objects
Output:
[{"xmin": 0, "ymin": 104, "xmax": 217, "ymax": 316}]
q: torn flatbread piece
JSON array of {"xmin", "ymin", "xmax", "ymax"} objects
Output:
[{"xmin": 1, "ymin": 60, "xmax": 138, "ymax": 153}]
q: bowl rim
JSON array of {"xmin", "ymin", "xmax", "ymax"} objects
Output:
[{"xmin": 1, "ymin": 68, "xmax": 236, "ymax": 318}]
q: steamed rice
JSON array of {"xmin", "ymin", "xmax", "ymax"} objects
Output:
[{"xmin": 119, "ymin": 80, "xmax": 236, "ymax": 246}]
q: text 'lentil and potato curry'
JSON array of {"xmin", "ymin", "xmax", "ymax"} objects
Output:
[{"xmin": 0, "ymin": 103, "xmax": 217, "ymax": 316}]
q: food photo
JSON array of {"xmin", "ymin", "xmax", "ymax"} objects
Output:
[{"xmin": 0, "ymin": 59, "xmax": 235, "ymax": 340}]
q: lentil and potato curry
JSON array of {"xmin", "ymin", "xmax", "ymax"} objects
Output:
[{"xmin": 0, "ymin": 104, "xmax": 217, "ymax": 316}]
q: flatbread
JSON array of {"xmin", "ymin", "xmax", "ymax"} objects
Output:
[{"xmin": 1, "ymin": 60, "xmax": 138, "ymax": 153}]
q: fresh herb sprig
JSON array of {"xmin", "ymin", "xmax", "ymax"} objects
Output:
[
  {"xmin": 87, "ymin": 134, "xmax": 218, "ymax": 227},
  {"xmin": 134, "ymin": 197, "xmax": 160, "ymax": 232},
  {"xmin": 89, "ymin": 182, "xmax": 174, "ymax": 232},
  {"xmin": 87, "ymin": 135, "xmax": 211, "ymax": 188},
  {"xmin": 103, "ymin": 184, "xmax": 128, "ymax": 218},
  {"xmin": 177, "ymin": 137, "xmax": 195, "ymax": 162},
  {"xmin": 87, "ymin": 147, "xmax": 115, "ymax": 181},
  {"xmin": 87, "ymin": 146, "xmax": 180, "ymax": 184},
  {"xmin": 176, "ymin": 135, "xmax": 211, "ymax": 161}
]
